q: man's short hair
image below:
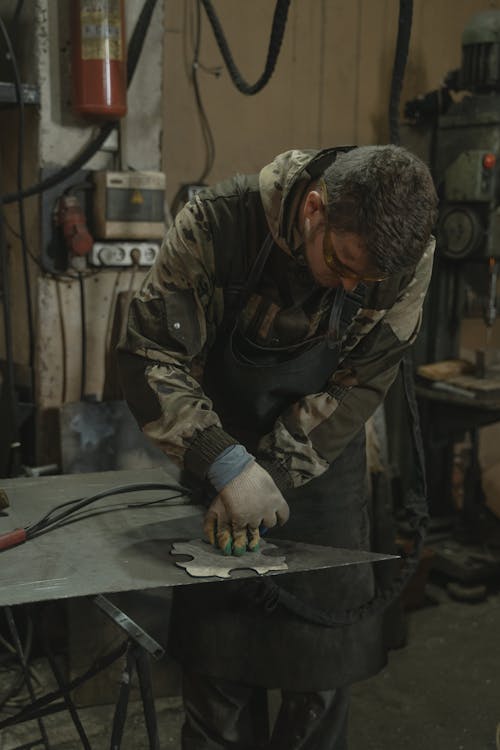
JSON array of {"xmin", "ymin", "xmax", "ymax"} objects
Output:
[{"xmin": 323, "ymin": 145, "xmax": 438, "ymax": 274}]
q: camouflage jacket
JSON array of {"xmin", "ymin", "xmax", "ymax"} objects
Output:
[{"xmin": 118, "ymin": 148, "xmax": 435, "ymax": 489}]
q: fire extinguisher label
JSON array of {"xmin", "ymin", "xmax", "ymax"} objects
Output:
[{"xmin": 80, "ymin": 0, "xmax": 123, "ymax": 61}]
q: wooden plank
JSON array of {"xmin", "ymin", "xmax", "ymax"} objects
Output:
[{"xmin": 37, "ymin": 270, "xmax": 147, "ymax": 409}]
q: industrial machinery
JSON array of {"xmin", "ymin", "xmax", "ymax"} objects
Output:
[
  {"xmin": 403, "ymin": 10, "xmax": 500, "ymax": 584},
  {"xmin": 407, "ymin": 10, "xmax": 500, "ymax": 366}
]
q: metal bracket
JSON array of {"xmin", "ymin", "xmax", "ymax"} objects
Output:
[{"xmin": 92, "ymin": 594, "xmax": 164, "ymax": 660}]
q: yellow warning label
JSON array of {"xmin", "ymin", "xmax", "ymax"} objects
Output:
[
  {"xmin": 80, "ymin": 0, "xmax": 123, "ymax": 61},
  {"xmin": 131, "ymin": 190, "xmax": 144, "ymax": 205}
]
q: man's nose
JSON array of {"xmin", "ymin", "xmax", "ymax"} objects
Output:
[{"xmin": 341, "ymin": 277, "xmax": 358, "ymax": 292}]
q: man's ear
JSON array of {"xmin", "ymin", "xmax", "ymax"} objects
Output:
[{"xmin": 303, "ymin": 190, "xmax": 324, "ymax": 222}]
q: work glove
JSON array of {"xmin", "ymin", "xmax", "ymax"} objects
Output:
[{"xmin": 204, "ymin": 448, "xmax": 290, "ymax": 556}]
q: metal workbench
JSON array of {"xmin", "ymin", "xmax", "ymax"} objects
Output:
[{"xmin": 0, "ymin": 466, "xmax": 392, "ymax": 608}]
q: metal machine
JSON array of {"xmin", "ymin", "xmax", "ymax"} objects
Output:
[
  {"xmin": 407, "ymin": 10, "xmax": 500, "ymax": 367},
  {"xmin": 403, "ymin": 10, "xmax": 500, "ymax": 583}
]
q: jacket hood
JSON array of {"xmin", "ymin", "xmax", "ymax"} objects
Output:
[{"xmin": 258, "ymin": 147, "xmax": 346, "ymax": 258}]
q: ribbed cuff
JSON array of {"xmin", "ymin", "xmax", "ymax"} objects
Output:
[
  {"xmin": 258, "ymin": 458, "xmax": 294, "ymax": 494},
  {"xmin": 184, "ymin": 425, "xmax": 239, "ymax": 481},
  {"xmin": 207, "ymin": 445, "xmax": 254, "ymax": 492}
]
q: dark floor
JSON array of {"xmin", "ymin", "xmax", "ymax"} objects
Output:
[{"xmin": 1, "ymin": 581, "xmax": 499, "ymax": 750}]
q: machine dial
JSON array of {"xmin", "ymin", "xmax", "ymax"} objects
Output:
[{"xmin": 438, "ymin": 207, "xmax": 483, "ymax": 259}]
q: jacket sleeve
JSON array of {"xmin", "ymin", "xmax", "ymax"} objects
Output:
[
  {"xmin": 117, "ymin": 198, "xmax": 239, "ymax": 470},
  {"xmin": 257, "ymin": 239, "xmax": 435, "ymax": 488}
]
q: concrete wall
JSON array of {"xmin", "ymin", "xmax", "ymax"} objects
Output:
[
  {"xmin": 1, "ymin": 0, "xmax": 166, "ymax": 467},
  {"xmin": 32, "ymin": 0, "xmax": 165, "ymax": 464},
  {"xmin": 37, "ymin": 0, "xmax": 164, "ymax": 170}
]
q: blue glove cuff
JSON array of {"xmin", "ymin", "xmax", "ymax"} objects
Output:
[{"xmin": 207, "ymin": 445, "xmax": 254, "ymax": 493}]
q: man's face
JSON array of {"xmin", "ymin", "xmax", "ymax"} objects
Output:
[
  {"xmin": 305, "ymin": 224, "xmax": 369, "ymax": 290},
  {"xmin": 301, "ymin": 188, "xmax": 387, "ymax": 289}
]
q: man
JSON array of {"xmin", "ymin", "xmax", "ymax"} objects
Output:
[{"xmin": 118, "ymin": 144, "xmax": 438, "ymax": 749}]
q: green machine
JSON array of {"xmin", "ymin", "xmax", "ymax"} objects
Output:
[
  {"xmin": 402, "ymin": 11, "xmax": 500, "ymax": 581},
  {"xmin": 407, "ymin": 9, "xmax": 500, "ymax": 365}
]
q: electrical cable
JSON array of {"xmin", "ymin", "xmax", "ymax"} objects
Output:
[
  {"xmin": 1, "ymin": 0, "xmax": 159, "ymax": 206},
  {"xmin": 0, "ymin": 180, "xmax": 21, "ymax": 477},
  {"xmin": 3, "ymin": 210, "xmax": 98, "ymax": 282},
  {"xmin": 0, "ymin": 617, "xmax": 34, "ymax": 712},
  {"xmin": 54, "ymin": 279, "xmax": 68, "ymax": 404},
  {"xmin": 40, "ymin": 609, "xmax": 91, "ymax": 750},
  {"xmin": 0, "ymin": 640, "xmax": 128, "ymax": 731},
  {"xmin": 199, "ymin": 0, "xmax": 291, "ymax": 96},
  {"xmin": 3, "ymin": 213, "xmax": 100, "ymax": 281},
  {"xmin": 30, "ymin": 493, "xmax": 190, "ymax": 537},
  {"xmin": 169, "ymin": 0, "xmax": 217, "ymax": 206},
  {"xmin": 0, "ymin": 16, "xmax": 35, "ymax": 384},
  {"xmin": 11, "ymin": 1, "xmax": 26, "ymax": 33},
  {"xmin": 1, "ymin": 211, "xmax": 21, "ymax": 240},
  {"xmin": 172, "ymin": 0, "xmax": 291, "ymax": 203},
  {"xmin": 192, "ymin": 0, "xmax": 215, "ymax": 183},
  {"xmin": 0, "ymin": 481, "xmax": 192, "ymax": 551},
  {"xmin": 388, "ymin": 0, "xmax": 413, "ymax": 145},
  {"xmin": 77, "ymin": 273, "xmax": 86, "ymax": 400},
  {"xmin": 2, "ymin": 213, "xmax": 43, "ymax": 270},
  {"xmin": 25, "ymin": 482, "xmax": 191, "ymax": 539},
  {"xmin": 5, "ymin": 607, "xmax": 50, "ymax": 749}
]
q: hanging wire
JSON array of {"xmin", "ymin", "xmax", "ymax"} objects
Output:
[
  {"xmin": 11, "ymin": 0, "xmax": 26, "ymax": 30},
  {"xmin": 0, "ymin": 175, "xmax": 21, "ymax": 477},
  {"xmin": 191, "ymin": 0, "xmax": 216, "ymax": 184},
  {"xmin": 388, "ymin": 0, "xmax": 414, "ymax": 145},
  {"xmin": 199, "ymin": 0, "xmax": 291, "ymax": 95},
  {"xmin": 0, "ymin": 16, "xmax": 35, "ymax": 386},
  {"xmin": 77, "ymin": 273, "xmax": 87, "ymax": 400}
]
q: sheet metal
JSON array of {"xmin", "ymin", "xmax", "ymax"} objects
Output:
[{"xmin": 0, "ymin": 467, "xmax": 397, "ymax": 607}]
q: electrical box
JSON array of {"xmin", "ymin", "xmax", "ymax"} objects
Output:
[{"xmin": 92, "ymin": 170, "xmax": 166, "ymax": 240}]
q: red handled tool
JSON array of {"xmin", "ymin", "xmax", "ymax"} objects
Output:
[
  {"xmin": 0, "ymin": 482, "xmax": 191, "ymax": 553},
  {"xmin": 0, "ymin": 528, "xmax": 27, "ymax": 550}
]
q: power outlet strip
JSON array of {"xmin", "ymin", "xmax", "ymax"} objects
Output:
[{"xmin": 89, "ymin": 242, "xmax": 160, "ymax": 267}]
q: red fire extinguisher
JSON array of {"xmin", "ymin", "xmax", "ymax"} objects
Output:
[{"xmin": 71, "ymin": 0, "xmax": 127, "ymax": 119}]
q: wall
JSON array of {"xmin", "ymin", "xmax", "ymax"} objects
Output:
[
  {"xmin": 0, "ymin": 0, "xmax": 166, "ymax": 467},
  {"xmin": 2, "ymin": 0, "xmax": 500, "ymax": 468},
  {"xmin": 33, "ymin": 0, "xmax": 165, "ymax": 465},
  {"xmin": 162, "ymin": 0, "xmax": 498, "ymax": 202}
]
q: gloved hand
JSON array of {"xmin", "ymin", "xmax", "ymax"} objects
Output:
[{"xmin": 204, "ymin": 459, "xmax": 290, "ymax": 556}]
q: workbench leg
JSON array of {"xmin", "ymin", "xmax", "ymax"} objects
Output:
[
  {"xmin": 4, "ymin": 606, "xmax": 51, "ymax": 750},
  {"xmin": 40, "ymin": 606, "xmax": 91, "ymax": 750},
  {"xmin": 135, "ymin": 645, "xmax": 160, "ymax": 750},
  {"xmin": 109, "ymin": 644, "xmax": 135, "ymax": 750}
]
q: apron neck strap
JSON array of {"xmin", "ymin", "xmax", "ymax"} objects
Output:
[{"xmin": 235, "ymin": 233, "xmax": 275, "ymax": 314}]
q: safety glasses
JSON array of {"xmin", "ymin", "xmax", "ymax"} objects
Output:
[
  {"xmin": 319, "ymin": 178, "xmax": 390, "ymax": 283},
  {"xmin": 322, "ymin": 231, "xmax": 390, "ymax": 283}
]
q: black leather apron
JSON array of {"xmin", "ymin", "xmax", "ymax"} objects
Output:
[{"xmin": 168, "ymin": 238, "xmax": 387, "ymax": 690}]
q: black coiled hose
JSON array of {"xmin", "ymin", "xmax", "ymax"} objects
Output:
[
  {"xmin": 200, "ymin": 0, "xmax": 291, "ymax": 95},
  {"xmin": 389, "ymin": 0, "xmax": 413, "ymax": 145}
]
